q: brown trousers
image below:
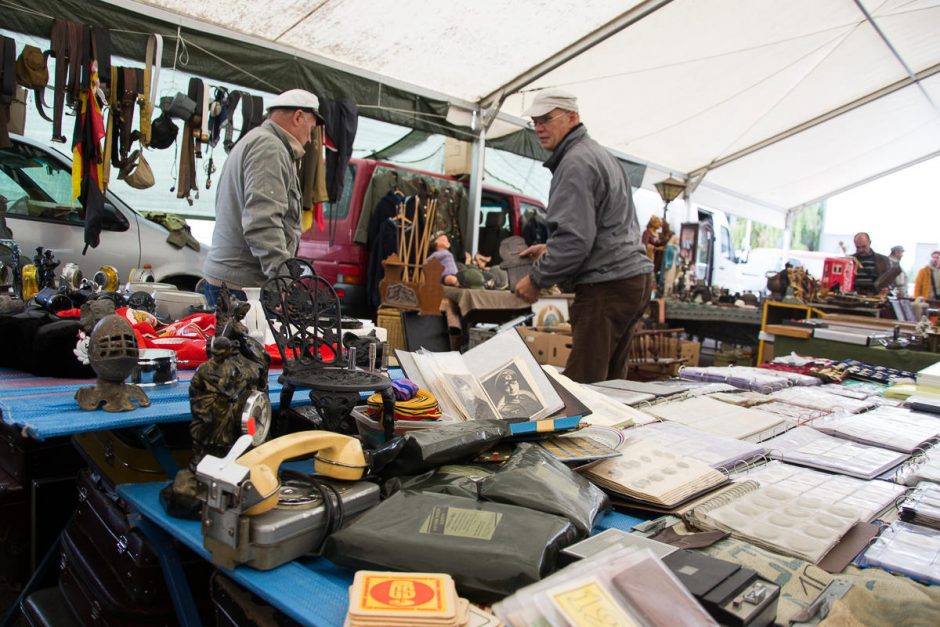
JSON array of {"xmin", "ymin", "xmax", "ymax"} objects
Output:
[{"xmin": 564, "ymin": 272, "xmax": 652, "ymax": 384}]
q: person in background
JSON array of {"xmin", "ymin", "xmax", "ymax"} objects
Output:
[
  {"xmin": 522, "ymin": 208, "xmax": 548, "ymax": 246},
  {"xmin": 427, "ymin": 232, "xmax": 459, "ymax": 286},
  {"xmin": 889, "ymin": 245, "xmax": 909, "ymax": 298},
  {"xmin": 914, "ymin": 250, "xmax": 940, "ymax": 300},
  {"xmin": 202, "ymin": 89, "xmax": 322, "ymax": 305},
  {"xmin": 851, "ymin": 232, "xmax": 899, "ymax": 296},
  {"xmin": 513, "ymin": 88, "xmax": 653, "ymax": 383}
]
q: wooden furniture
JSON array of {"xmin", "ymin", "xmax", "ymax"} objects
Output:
[{"xmin": 627, "ymin": 327, "xmax": 687, "ymax": 379}]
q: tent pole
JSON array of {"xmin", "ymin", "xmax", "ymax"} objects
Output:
[
  {"xmin": 466, "ymin": 111, "xmax": 486, "ymax": 256},
  {"xmin": 782, "ymin": 209, "xmax": 794, "ymax": 257}
]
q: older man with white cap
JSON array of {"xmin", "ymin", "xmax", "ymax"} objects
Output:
[
  {"xmin": 514, "ymin": 88, "xmax": 653, "ymax": 383},
  {"xmin": 202, "ymin": 88, "xmax": 322, "ymax": 303}
]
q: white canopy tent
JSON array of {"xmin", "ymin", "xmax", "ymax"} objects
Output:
[{"xmin": 8, "ymin": 0, "xmax": 940, "ymax": 234}]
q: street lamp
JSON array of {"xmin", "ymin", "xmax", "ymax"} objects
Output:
[{"xmin": 654, "ymin": 176, "xmax": 686, "ymax": 222}]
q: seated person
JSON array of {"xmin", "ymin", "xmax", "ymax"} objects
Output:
[{"xmin": 427, "ymin": 232, "xmax": 459, "ymax": 286}]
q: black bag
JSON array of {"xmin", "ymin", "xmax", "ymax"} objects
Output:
[
  {"xmin": 380, "ymin": 420, "xmax": 510, "ymax": 477},
  {"xmin": 323, "ymin": 490, "xmax": 578, "ymax": 602},
  {"xmin": 478, "ymin": 443, "xmax": 610, "ymax": 537}
]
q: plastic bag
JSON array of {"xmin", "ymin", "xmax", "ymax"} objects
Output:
[
  {"xmin": 322, "ymin": 490, "xmax": 578, "ymax": 601},
  {"xmin": 478, "ymin": 443, "xmax": 609, "ymax": 537},
  {"xmin": 380, "ymin": 420, "xmax": 509, "ymax": 477},
  {"xmin": 391, "ymin": 464, "xmax": 496, "ymax": 499}
]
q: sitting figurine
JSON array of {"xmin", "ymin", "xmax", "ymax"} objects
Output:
[{"xmin": 427, "ymin": 232, "xmax": 459, "ymax": 286}]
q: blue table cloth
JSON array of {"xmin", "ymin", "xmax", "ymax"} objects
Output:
[{"xmin": 118, "ymin": 481, "xmax": 644, "ymax": 627}]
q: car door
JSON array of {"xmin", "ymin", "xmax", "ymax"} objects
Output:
[{"xmin": 0, "ymin": 141, "xmax": 139, "ymax": 275}]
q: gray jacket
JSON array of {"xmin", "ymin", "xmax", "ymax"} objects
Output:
[
  {"xmin": 203, "ymin": 120, "xmax": 303, "ymax": 288},
  {"xmin": 530, "ymin": 125, "xmax": 652, "ymax": 288}
]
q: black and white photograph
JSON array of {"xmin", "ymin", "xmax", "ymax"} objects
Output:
[{"xmin": 482, "ymin": 358, "xmax": 545, "ymax": 420}]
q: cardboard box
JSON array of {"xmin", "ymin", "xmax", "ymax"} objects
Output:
[
  {"xmin": 517, "ymin": 327, "xmax": 572, "ymax": 366},
  {"xmin": 660, "ymin": 337, "xmax": 701, "ymax": 367},
  {"xmin": 548, "ymin": 333, "xmax": 573, "ymax": 367},
  {"xmin": 517, "ymin": 327, "xmax": 552, "ymax": 364}
]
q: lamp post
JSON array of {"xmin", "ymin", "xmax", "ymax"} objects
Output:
[{"xmin": 654, "ymin": 176, "xmax": 686, "ymax": 222}]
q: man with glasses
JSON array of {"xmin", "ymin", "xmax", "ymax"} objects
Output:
[
  {"xmin": 514, "ymin": 88, "xmax": 652, "ymax": 383},
  {"xmin": 202, "ymin": 89, "xmax": 322, "ymax": 304}
]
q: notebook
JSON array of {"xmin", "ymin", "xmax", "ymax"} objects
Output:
[
  {"xmin": 640, "ymin": 396, "xmax": 788, "ymax": 442},
  {"xmin": 762, "ymin": 426, "xmax": 909, "ymax": 480},
  {"xmin": 688, "ymin": 481, "xmax": 859, "ymax": 564},
  {"xmin": 741, "ymin": 461, "xmax": 906, "ymax": 522},
  {"xmin": 583, "ymin": 439, "xmax": 727, "ymax": 508},
  {"xmin": 625, "ymin": 422, "xmax": 764, "ymax": 471},
  {"xmin": 810, "ymin": 406, "xmax": 940, "ymax": 453}
]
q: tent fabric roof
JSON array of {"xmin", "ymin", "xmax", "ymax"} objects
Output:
[{"xmin": 8, "ymin": 0, "xmax": 940, "ymax": 227}]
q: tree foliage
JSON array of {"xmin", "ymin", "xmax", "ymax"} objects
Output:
[{"xmin": 730, "ymin": 203, "xmax": 826, "ymax": 251}]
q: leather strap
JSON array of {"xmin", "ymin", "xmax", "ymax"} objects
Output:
[
  {"xmin": 102, "ymin": 64, "xmax": 118, "ymax": 187},
  {"xmin": 198, "ymin": 78, "xmax": 211, "ymax": 149},
  {"xmin": 0, "ymin": 37, "xmax": 15, "ymax": 99},
  {"xmin": 177, "ymin": 76, "xmax": 201, "ymax": 203},
  {"xmin": 139, "ymin": 34, "xmax": 162, "ymax": 146},
  {"xmin": 49, "ymin": 19, "xmax": 88, "ymax": 142},
  {"xmin": 222, "ymin": 89, "xmax": 241, "ymax": 152},
  {"xmin": 90, "ymin": 27, "xmax": 111, "ymax": 92},
  {"xmin": 0, "ymin": 36, "xmax": 14, "ymax": 149},
  {"xmin": 50, "ymin": 18, "xmax": 70, "ymax": 142}
]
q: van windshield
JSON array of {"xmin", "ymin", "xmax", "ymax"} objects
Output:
[{"xmin": 321, "ymin": 164, "xmax": 355, "ymax": 219}]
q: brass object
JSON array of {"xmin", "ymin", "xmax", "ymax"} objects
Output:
[
  {"xmin": 75, "ymin": 315, "xmax": 151, "ymax": 411},
  {"xmin": 94, "ymin": 265, "xmax": 120, "ymax": 292}
]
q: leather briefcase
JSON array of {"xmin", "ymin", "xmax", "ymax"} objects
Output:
[
  {"xmin": 211, "ymin": 571, "xmax": 302, "ymax": 627},
  {"xmin": 72, "ymin": 469, "xmax": 212, "ymax": 605},
  {"xmin": 19, "ymin": 586, "xmax": 81, "ymax": 627},
  {"xmin": 58, "ymin": 524, "xmax": 180, "ymax": 627},
  {"xmin": 0, "ymin": 465, "xmax": 29, "ymax": 589},
  {"xmin": 72, "ymin": 424, "xmax": 193, "ymax": 487},
  {"xmin": 0, "ymin": 419, "xmax": 83, "ymax": 485}
]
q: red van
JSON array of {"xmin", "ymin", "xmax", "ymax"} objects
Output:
[{"xmin": 298, "ymin": 158, "xmax": 545, "ymax": 317}]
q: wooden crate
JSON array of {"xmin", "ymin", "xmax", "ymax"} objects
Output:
[{"xmin": 376, "ymin": 307, "xmax": 406, "ymax": 353}]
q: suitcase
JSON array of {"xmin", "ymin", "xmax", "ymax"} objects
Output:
[
  {"xmin": 20, "ymin": 586, "xmax": 82, "ymax": 627},
  {"xmin": 72, "ymin": 424, "xmax": 194, "ymax": 486},
  {"xmin": 211, "ymin": 571, "xmax": 302, "ymax": 627},
  {"xmin": 59, "ymin": 524, "xmax": 179, "ymax": 627},
  {"xmin": 73, "ymin": 468, "xmax": 213, "ymax": 605},
  {"xmin": 0, "ymin": 420, "xmax": 83, "ymax": 485},
  {"xmin": 0, "ymin": 465, "xmax": 29, "ymax": 589}
]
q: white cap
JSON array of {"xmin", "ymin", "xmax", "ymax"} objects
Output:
[
  {"xmin": 522, "ymin": 88, "xmax": 579, "ymax": 118},
  {"xmin": 267, "ymin": 89, "xmax": 322, "ymax": 118}
]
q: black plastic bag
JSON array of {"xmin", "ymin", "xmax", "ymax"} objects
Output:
[
  {"xmin": 380, "ymin": 420, "xmax": 510, "ymax": 477},
  {"xmin": 322, "ymin": 490, "xmax": 577, "ymax": 602},
  {"xmin": 477, "ymin": 443, "xmax": 610, "ymax": 538},
  {"xmin": 393, "ymin": 464, "xmax": 495, "ymax": 499}
]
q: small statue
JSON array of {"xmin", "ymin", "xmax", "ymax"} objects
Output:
[
  {"xmin": 189, "ymin": 336, "xmax": 260, "ymax": 469},
  {"xmin": 642, "ymin": 215, "xmax": 664, "ymax": 260},
  {"xmin": 75, "ymin": 314, "xmax": 151, "ymax": 411},
  {"xmin": 215, "ymin": 285, "xmax": 270, "ymax": 392},
  {"xmin": 34, "ymin": 247, "xmax": 60, "ymax": 290}
]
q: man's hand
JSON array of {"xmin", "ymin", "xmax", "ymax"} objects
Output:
[
  {"xmin": 514, "ymin": 275, "xmax": 540, "ymax": 303},
  {"xmin": 519, "ymin": 243, "xmax": 547, "ymax": 261}
]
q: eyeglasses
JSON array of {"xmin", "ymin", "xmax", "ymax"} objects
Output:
[{"xmin": 530, "ymin": 111, "xmax": 568, "ymax": 128}]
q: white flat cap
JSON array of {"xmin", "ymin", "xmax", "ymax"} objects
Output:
[
  {"xmin": 267, "ymin": 89, "xmax": 322, "ymax": 118},
  {"xmin": 522, "ymin": 88, "xmax": 579, "ymax": 118}
]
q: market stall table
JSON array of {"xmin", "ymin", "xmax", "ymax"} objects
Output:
[
  {"xmin": 770, "ymin": 335, "xmax": 940, "ymax": 372},
  {"xmin": 663, "ymin": 300, "xmax": 761, "ymax": 347},
  {"xmin": 117, "ymin": 480, "xmax": 646, "ymax": 627}
]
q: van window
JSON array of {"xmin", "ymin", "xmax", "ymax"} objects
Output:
[
  {"xmin": 479, "ymin": 192, "xmax": 512, "ymax": 263},
  {"xmin": 720, "ymin": 226, "xmax": 733, "ymax": 260},
  {"xmin": 322, "ymin": 164, "xmax": 356, "ymax": 220},
  {"xmin": 0, "ymin": 145, "xmax": 81, "ymax": 223}
]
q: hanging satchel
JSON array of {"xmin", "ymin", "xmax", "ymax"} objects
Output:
[{"xmin": 14, "ymin": 45, "xmax": 52, "ymax": 122}]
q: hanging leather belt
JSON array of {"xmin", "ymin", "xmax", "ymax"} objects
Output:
[
  {"xmin": 90, "ymin": 27, "xmax": 111, "ymax": 95},
  {"xmin": 139, "ymin": 34, "xmax": 161, "ymax": 146},
  {"xmin": 177, "ymin": 76, "xmax": 204, "ymax": 203},
  {"xmin": 238, "ymin": 93, "xmax": 264, "ymax": 144},
  {"xmin": 222, "ymin": 89, "xmax": 242, "ymax": 152},
  {"xmin": 50, "ymin": 18, "xmax": 88, "ymax": 143},
  {"xmin": 0, "ymin": 36, "xmax": 15, "ymax": 149}
]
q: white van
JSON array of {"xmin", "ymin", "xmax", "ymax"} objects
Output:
[
  {"xmin": 632, "ymin": 188, "xmax": 743, "ymax": 292},
  {"xmin": 1, "ymin": 135, "xmax": 207, "ymax": 290}
]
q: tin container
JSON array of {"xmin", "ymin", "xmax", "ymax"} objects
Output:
[{"xmin": 129, "ymin": 348, "xmax": 179, "ymax": 386}]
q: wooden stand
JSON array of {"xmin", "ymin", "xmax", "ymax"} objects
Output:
[{"xmin": 379, "ymin": 254, "xmax": 444, "ymax": 315}]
